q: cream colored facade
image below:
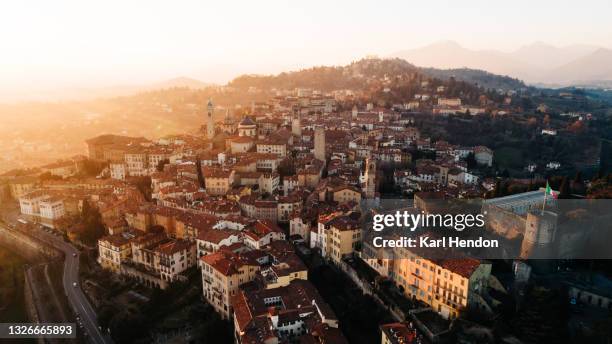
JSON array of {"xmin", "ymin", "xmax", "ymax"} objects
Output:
[
  {"xmin": 230, "ymin": 138, "xmax": 254, "ymax": 154},
  {"xmin": 259, "ymin": 173, "xmax": 279, "ymax": 194},
  {"xmin": 262, "ymin": 268, "xmax": 308, "ymax": 290},
  {"xmin": 256, "ymin": 142, "xmax": 287, "ymax": 158},
  {"xmin": 327, "ymin": 224, "xmax": 361, "ymax": 264},
  {"xmin": 312, "ymin": 213, "xmax": 361, "ymax": 264},
  {"xmin": 204, "ymin": 170, "xmax": 236, "ymax": 196},
  {"xmin": 98, "ymin": 237, "xmax": 131, "ymax": 273},
  {"xmin": 332, "ymin": 187, "xmax": 361, "ymax": 204},
  {"xmin": 9, "ymin": 178, "xmax": 37, "ymax": 199},
  {"xmin": 39, "ymin": 198, "xmax": 65, "ymax": 219},
  {"xmin": 368, "ymin": 250, "xmax": 491, "ymax": 319},
  {"xmin": 201, "ymin": 254, "xmax": 260, "ymax": 319},
  {"xmin": 289, "ymin": 216, "xmax": 312, "ymax": 242},
  {"xmin": 125, "ymin": 151, "xmax": 148, "ymax": 176}
]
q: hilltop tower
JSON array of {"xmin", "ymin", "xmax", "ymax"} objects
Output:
[
  {"xmin": 314, "ymin": 125, "xmax": 325, "ymax": 162},
  {"xmin": 352, "ymin": 105, "xmax": 358, "ymax": 119},
  {"xmin": 292, "ymin": 107, "xmax": 302, "ymax": 137},
  {"xmin": 206, "ymin": 99, "xmax": 215, "ymax": 140},
  {"xmin": 520, "ymin": 210, "xmax": 558, "ymax": 259},
  {"xmin": 364, "ymin": 157, "xmax": 377, "ymax": 199}
]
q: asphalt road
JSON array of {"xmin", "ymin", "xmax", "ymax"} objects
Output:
[{"xmin": 11, "ymin": 224, "xmax": 113, "ymax": 344}]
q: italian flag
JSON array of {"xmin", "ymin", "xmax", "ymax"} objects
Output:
[{"xmin": 545, "ymin": 181, "xmax": 558, "ymax": 199}]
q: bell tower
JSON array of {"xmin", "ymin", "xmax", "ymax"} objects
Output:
[
  {"xmin": 206, "ymin": 99, "xmax": 214, "ymax": 140},
  {"xmin": 364, "ymin": 158, "xmax": 377, "ymax": 199}
]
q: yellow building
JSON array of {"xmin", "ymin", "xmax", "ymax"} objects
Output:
[
  {"xmin": 313, "ymin": 212, "xmax": 361, "ymax": 264},
  {"xmin": 368, "ymin": 247, "xmax": 491, "ymax": 319},
  {"xmin": 332, "ymin": 185, "xmax": 362, "ymax": 204},
  {"xmin": 98, "ymin": 234, "xmax": 132, "ymax": 273},
  {"xmin": 203, "ymin": 168, "xmax": 236, "ymax": 196},
  {"xmin": 327, "ymin": 217, "xmax": 361, "ymax": 264},
  {"xmin": 201, "ymin": 250, "xmax": 261, "ymax": 319}
]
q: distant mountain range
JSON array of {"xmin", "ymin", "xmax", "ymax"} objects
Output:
[{"xmin": 391, "ymin": 41, "xmax": 612, "ymax": 87}]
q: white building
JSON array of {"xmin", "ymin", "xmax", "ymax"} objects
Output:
[
  {"xmin": 110, "ymin": 163, "xmax": 127, "ymax": 180},
  {"xmin": 39, "ymin": 198, "xmax": 65, "ymax": 220}
]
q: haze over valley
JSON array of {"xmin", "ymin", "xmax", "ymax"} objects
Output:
[{"xmin": 391, "ymin": 41, "xmax": 612, "ymax": 87}]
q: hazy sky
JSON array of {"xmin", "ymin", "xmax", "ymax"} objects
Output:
[{"xmin": 1, "ymin": 0, "xmax": 611, "ymax": 96}]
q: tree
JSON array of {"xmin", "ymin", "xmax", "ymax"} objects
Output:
[
  {"xmin": 278, "ymin": 157, "xmax": 296, "ymax": 177},
  {"xmin": 572, "ymin": 171, "xmax": 586, "ymax": 196},
  {"xmin": 558, "ymin": 176, "xmax": 571, "ymax": 199},
  {"xmin": 573, "ymin": 171, "xmax": 582, "ymax": 184},
  {"xmin": 568, "ymin": 120, "xmax": 585, "ymax": 134},
  {"xmin": 109, "ymin": 311, "xmax": 148, "ymax": 343},
  {"xmin": 195, "ymin": 156, "xmax": 205, "ymax": 189},
  {"xmin": 465, "ymin": 152, "xmax": 477, "ymax": 169},
  {"xmin": 80, "ymin": 201, "xmax": 106, "ymax": 246},
  {"xmin": 134, "ymin": 176, "xmax": 153, "ymax": 201},
  {"xmin": 494, "ymin": 180, "xmax": 502, "ymax": 197},
  {"xmin": 156, "ymin": 158, "xmax": 169, "ymax": 172},
  {"xmin": 80, "ymin": 159, "xmax": 107, "ymax": 177}
]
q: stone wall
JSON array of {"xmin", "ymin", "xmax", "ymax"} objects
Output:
[{"xmin": 0, "ymin": 225, "xmax": 60, "ymax": 261}]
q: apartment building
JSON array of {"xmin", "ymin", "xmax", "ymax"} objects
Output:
[
  {"xmin": 232, "ymin": 280, "xmax": 346, "ymax": 344},
  {"xmin": 253, "ymin": 173, "xmax": 277, "ymax": 195},
  {"xmin": 125, "ymin": 149, "xmax": 149, "ymax": 177},
  {"xmin": 242, "ymin": 220, "xmax": 285, "ymax": 249},
  {"xmin": 19, "ymin": 191, "xmax": 66, "ymax": 227},
  {"xmin": 311, "ymin": 212, "xmax": 361, "ymax": 264},
  {"xmin": 155, "ymin": 239, "xmax": 197, "ymax": 282},
  {"xmin": 277, "ymin": 194, "xmax": 302, "ymax": 223},
  {"xmin": 98, "ymin": 234, "xmax": 132, "ymax": 273},
  {"xmin": 201, "ymin": 249, "xmax": 262, "ymax": 319},
  {"xmin": 331, "ymin": 185, "xmax": 362, "ymax": 204},
  {"xmin": 39, "ymin": 197, "xmax": 66, "ymax": 220},
  {"xmin": 256, "ymin": 139, "xmax": 287, "ymax": 158},
  {"xmin": 364, "ymin": 243, "xmax": 491, "ymax": 319},
  {"xmin": 19, "ymin": 191, "xmax": 49, "ymax": 216},
  {"xmin": 97, "ymin": 230, "xmax": 197, "ymax": 288},
  {"xmin": 203, "ymin": 168, "xmax": 236, "ymax": 196},
  {"xmin": 259, "ymin": 241, "xmax": 308, "ymax": 290}
]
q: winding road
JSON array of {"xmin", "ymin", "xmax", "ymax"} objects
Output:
[{"xmin": 7, "ymin": 224, "xmax": 113, "ymax": 344}]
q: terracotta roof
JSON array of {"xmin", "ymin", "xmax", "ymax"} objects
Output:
[
  {"xmin": 198, "ymin": 229, "xmax": 240, "ymax": 244},
  {"xmin": 437, "ymin": 258, "xmax": 482, "ymax": 278},
  {"xmin": 154, "ymin": 239, "xmax": 193, "ymax": 255}
]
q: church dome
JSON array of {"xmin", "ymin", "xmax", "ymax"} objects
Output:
[{"xmin": 239, "ymin": 116, "xmax": 256, "ymax": 127}]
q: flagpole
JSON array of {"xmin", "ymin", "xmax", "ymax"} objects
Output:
[{"xmin": 542, "ymin": 181, "xmax": 550, "ymax": 214}]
